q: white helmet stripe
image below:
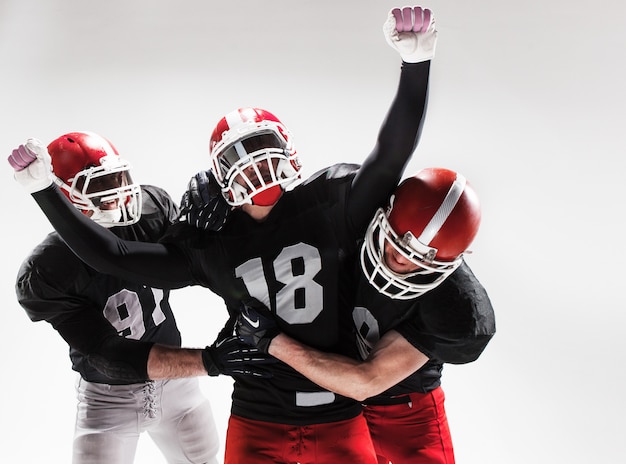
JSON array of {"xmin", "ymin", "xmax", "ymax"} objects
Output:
[
  {"xmin": 225, "ymin": 112, "xmax": 249, "ymax": 159},
  {"xmin": 225, "ymin": 110, "xmax": 243, "ymax": 128},
  {"xmin": 417, "ymin": 174, "xmax": 466, "ymax": 245}
]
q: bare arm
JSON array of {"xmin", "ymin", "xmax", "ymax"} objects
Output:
[
  {"xmin": 269, "ymin": 330, "xmax": 428, "ymax": 401},
  {"xmin": 147, "ymin": 324, "xmax": 277, "ymax": 380},
  {"xmin": 147, "ymin": 345, "xmax": 207, "ymax": 379}
]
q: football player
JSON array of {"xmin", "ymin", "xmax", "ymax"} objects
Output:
[
  {"xmin": 9, "ymin": 6, "xmax": 437, "ymax": 463},
  {"xmin": 13, "ymin": 132, "xmax": 222, "ymax": 464},
  {"xmin": 236, "ymin": 167, "xmax": 497, "ymax": 464}
]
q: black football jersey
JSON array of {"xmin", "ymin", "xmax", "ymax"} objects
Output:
[
  {"xmin": 30, "ymin": 62, "xmax": 432, "ymax": 423},
  {"xmin": 352, "ymin": 261, "xmax": 496, "ymax": 400},
  {"xmin": 165, "ymin": 164, "xmax": 365, "ymax": 424},
  {"xmin": 16, "ymin": 186, "xmax": 181, "ymax": 384}
]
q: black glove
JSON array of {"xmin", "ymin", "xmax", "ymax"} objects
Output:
[
  {"xmin": 236, "ymin": 298, "xmax": 280, "ymax": 354},
  {"xmin": 202, "ymin": 317, "xmax": 276, "ymax": 378},
  {"xmin": 179, "ymin": 170, "xmax": 230, "ymax": 231}
]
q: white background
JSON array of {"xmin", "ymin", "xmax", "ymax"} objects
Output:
[{"xmin": 1, "ymin": 1, "xmax": 625, "ymax": 463}]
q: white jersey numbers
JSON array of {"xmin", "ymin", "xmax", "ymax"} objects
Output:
[
  {"xmin": 235, "ymin": 242, "xmax": 324, "ymax": 324},
  {"xmin": 103, "ymin": 287, "xmax": 166, "ymax": 340}
]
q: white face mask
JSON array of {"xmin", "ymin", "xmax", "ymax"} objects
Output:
[
  {"xmin": 211, "ymin": 122, "xmax": 301, "ymax": 207},
  {"xmin": 56, "ymin": 156, "xmax": 143, "ymax": 227},
  {"xmin": 360, "ymin": 208, "xmax": 461, "ymax": 300}
]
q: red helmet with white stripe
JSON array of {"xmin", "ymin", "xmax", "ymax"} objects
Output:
[
  {"xmin": 360, "ymin": 167, "xmax": 481, "ymax": 299},
  {"xmin": 48, "ymin": 131, "xmax": 142, "ymax": 227},
  {"xmin": 209, "ymin": 107, "xmax": 302, "ymax": 206}
]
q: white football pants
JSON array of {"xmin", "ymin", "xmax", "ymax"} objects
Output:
[{"xmin": 73, "ymin": 376, "xmax": 219, "ymax": 464}]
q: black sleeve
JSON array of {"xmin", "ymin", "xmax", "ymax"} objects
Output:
[
  {"xmin": 347, "ymin": 61, "xmax": 431, "ymax": 233},
  {"xmin": 396, "ymin": 263, "xmax": 496, "ymax": 364},
  {"xmin": 16, "ymin": 254, "xmax": 153, "ymax": 381},
  {"xmin": 31, "ymin": 185, "xmax": 193, "ymax": 289},
  {"xmin": 141, "ymin": 184, "xmax": 180, "ymax": 228},
  {"xmin": 51, "ymin": 305, "xmax": 153, "ymax": 382}
]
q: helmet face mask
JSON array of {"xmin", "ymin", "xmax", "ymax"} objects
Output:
[
  {"xmin": 210, "ymin": 108, "xmax": 302, "ymax": 206},
  {"xmin": 48, "ymin": 132, "xmax": 142, "ymax": 227},
  {"xmin": 67, "ymin": 161, "xmax": 141, "ymax": 227},
  {"xmin": 360, "ymin": 168, "xmax": 481, "ymax": 300}
]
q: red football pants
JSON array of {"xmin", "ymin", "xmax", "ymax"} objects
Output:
[
  {"xmin": 224, "ymin": 413, "xmax": 377, "ymax": 464},
  {"xmin": 362, "ymin": 387, "xmax": 455, "ymax": 464}
]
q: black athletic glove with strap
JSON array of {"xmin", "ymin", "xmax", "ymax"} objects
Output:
[
  {"xmin": 202, "ymin": 316, "xmax": 276, "ymax": 378},
  {"xmin": 236, "ymin": 298, "xmax": 281, "ymax": 354},
  {"xmin": 179, "ymin": 169, "xmax": 231, "ymax": 231}
]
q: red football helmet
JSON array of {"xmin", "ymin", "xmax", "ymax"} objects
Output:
[
  {"xmin": 48, "ymin": 131, "xmax": 142, "ymax": 227},
  {"xmin": 209, "ymin": 107, "xmax": 302, "ymax": 206},
  {"xmin": 360, "ymin": 167, "xmax": 481, "ymax": 299}
]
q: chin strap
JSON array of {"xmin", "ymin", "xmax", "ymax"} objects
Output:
[{"xmin": 90, "ymin": 207, "xmax": 123, "ymax": 227}]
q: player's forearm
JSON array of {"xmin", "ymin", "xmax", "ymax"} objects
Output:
[
  {"xmin": 32, "ymin": 185, "xmax": 126, "ymax": 273},
  {"xmin": 377, "ymin": 61, "xmax": 431, "ymax": 163},
  {"xmin": 147, "ymin": 344, "xmax": 207, "ymax": 379},
  {"xmin": 349, "ymin": 61, "xmax": 431, "ymax": 231},
  {"xmin": 268, "ymin": 334, "xmax": 385, "ymax": 402},
  {"xmin": 31, "ymin": 185, "xmax": 192, "ymax": 288}
]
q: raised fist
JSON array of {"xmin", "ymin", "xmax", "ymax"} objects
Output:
[
  {"xmin": 383, "ymin": 6, "xmax": 437, "ymax": 63},
  {"xmin": 8, "ymin": 138, "xmax": 54, "ymax": 193}
]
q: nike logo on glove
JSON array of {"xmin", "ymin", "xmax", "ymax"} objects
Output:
[
  {"xmin": 242, "ymin": 312, "xmax": 260, "ymax": 328},
  {"xmin": 214, "ymin": 337, "xmax": 231, "ymax": 348}
]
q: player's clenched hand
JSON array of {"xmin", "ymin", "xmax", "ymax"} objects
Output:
[
  {"xmin": 179, "ymin": 169, "xmax": 231, "ymax": 231},
  {"xmin": 383, "ymin": 6, "xmax": 437, "ymax": 63},
  {"xmin": 202, "ymin": 316, "xmax": 276, "ymax": 378},
  {"xmin": 8, "ymin": 138, "xmax": 54, "ymax": 193},
  {"xmin": 236, "ymin": 298, "xmax": 280, "ymax": 354}
]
